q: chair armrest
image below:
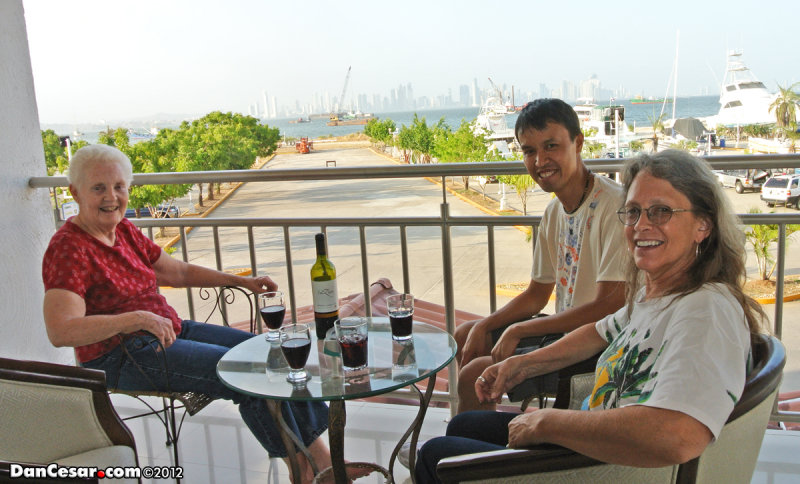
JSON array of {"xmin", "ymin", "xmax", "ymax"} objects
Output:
[{"xmin": 436, "ymin": 444, "xmax": 602, "ymax": 484}]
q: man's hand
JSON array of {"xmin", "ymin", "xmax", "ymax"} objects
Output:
[
  {"xmin": 460, "ymin": 322, "xmax": 493, "ymax": 367},
  {"xmin": 491, "ymin": 323, "xmax": 523, "ymax": 362}
]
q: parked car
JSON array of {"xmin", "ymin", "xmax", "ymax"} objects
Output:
[
  {"xmin": 715, "ymin": 169, "xmax": 770, "ymax": 194},
  {"xmin": 761, "ymin": 175, "xmax": 800, "ymax": 208},
  {"xmin": 125, "ymin": 204, "xmax": 180, "ymax": 218}
]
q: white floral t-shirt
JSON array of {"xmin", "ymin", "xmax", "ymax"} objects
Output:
[{"xmin": 591, "ymin": 283, "xmax": 751, "ymax": 438}]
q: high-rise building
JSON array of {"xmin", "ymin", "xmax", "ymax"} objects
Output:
[
  {"xmin": 539, "ymin": 83, "xmax": 548, "ymax": 99},
  {"xmin": 459, "ymin": 84, "xmax": 470, "ymax": 106},
  {"xmin": 471, "ymin": 78, "xmax": 479, "ymax": 107},
  {"xmin": 270, "ymin": 96, "xmax": 277, "ymax": 118},
  {"xmin": 262, "ymin": 91, "xmax": 269, "ymax": 118}
]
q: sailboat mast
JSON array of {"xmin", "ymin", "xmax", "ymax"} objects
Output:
[{"xmin": 671, "ymin": 30, "xmax": 679, "ymax": 121}]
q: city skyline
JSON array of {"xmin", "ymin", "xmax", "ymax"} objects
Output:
[{"xmin": 23, "ymin": 0, "xmax": 799, "ymax": 124}]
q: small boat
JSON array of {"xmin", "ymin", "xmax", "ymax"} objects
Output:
[
  {"xmin": 288, "ymin": 117, "xmax": 310, "ymax": 124},
  {"xmin": 326, "ymin": 112, "xmax": 375, "ymax": 126},
  {"xmin": 630, "ymin": 95, "xmax": 673, "ymax": 105}
]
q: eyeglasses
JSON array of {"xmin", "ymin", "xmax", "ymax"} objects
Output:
[{"xmin": 617, "ymin": 205, "xmax": 693, "ymax": 226}]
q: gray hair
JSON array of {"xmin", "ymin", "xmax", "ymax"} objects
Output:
[
  {"xmin": 621, "ymin": 149, "xmax": 765, "ymax": 334},
  {"xmin": 67, "ymin": 144, "xmax": 133, "ymax": 187}
]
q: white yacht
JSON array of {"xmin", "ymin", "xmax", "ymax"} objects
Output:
[
  {"xmin": 473, "ymin": 96, "xmax": 516, "ymax": 155},
  {"xmin": 708, "ymin": 51, "xmax": 776, "ymax": 127}
]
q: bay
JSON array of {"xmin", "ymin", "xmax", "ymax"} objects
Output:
[
  {"xmin": 52, "ymin": 95, "xmax": 721, "ymax": 144},
  {"xmin": 272, "ymin": 95, "xmax": 721, "ymax": 139}
]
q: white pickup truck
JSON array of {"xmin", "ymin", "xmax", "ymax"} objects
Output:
[{"xmin": 715, "ymin": 169, "xmax": 770, "ymax": 194}]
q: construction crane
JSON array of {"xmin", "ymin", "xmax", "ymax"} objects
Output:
[
  {"xmin": 335, "ymin": 66, "xmax": 351, "ymax": 114},
  {"xmin": 487, "ymin": 77, "xmax": 503, "ymax": 100}
]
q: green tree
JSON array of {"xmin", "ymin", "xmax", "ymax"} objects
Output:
[
  {"xmin": 41, "ymin": 129, "xmax": 69, "ymax": 176},
  {"xmin": 125, "ymin": 129, "xmax": 193, "ymax": 235},
  {"xmin": 769, "ymin": 82, "xmax": 800, "ymax": 128},
  {"xmin": 176, "ymin": 111, "xmax": 279, "ymax": 205},
  {"xmin": 783, "ymin": 122, "xmax": 800, "ymax": 153},
  {"xmin": 497, "ymin": 152, "xmax": 535, "ymax": 215},
  {"xmin": 433, "ymin": 119, "xmax": 487, "ymax": 191},
  {"xmin": 744, "ymin": 207, "xmax": 800, "ymax": 280},
  {"xmin": 647, "ymin": 113, "xmax": 666, "ymax": 152},
  {"xmin": 629, "ymin": 139, "xmax": 644, "ymax": 153},
  {"xmin": 395, "ymin": 114, "xmax": 441, "ymax": 164},
  {"xmin": 498, "ymin": 173, "xmax": 535, "ymax": 215},
  {"xmin": 581, "ymin": 140, "xmax": 606, "ymax": 159},
  {"xmin": 364, "ymin": 118, "xmax": 396, "ymax": 148}
]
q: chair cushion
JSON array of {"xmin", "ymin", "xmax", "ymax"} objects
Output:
[
  {"xmin": 0, "ymin": 380, "xmax": 113, "ymax": 462},
  {"xmin": 56, "ymin": 445, "xmax": 137, "ymax": 469}
]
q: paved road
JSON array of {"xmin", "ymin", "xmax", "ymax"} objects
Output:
[
  {"xmin": 163, "ymin": 148, "xmax": 537, "ymax": 325},
  {"xmin": 163, "ymin": 147, "xmax": 800, "ymax": 392}
]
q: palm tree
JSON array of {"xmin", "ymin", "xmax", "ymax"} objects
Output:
[
  {"xmin": 769, "ymin": 82, "xmax": 800, "ymax": 128},
  {"xmin": 647, "ymin": 113, "xmax": 666, "ymax": 152}
]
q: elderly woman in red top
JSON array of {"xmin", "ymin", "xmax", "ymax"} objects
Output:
[{"xmin": 42, "ymin": 144, "xmax": 328, "ymax": 483}]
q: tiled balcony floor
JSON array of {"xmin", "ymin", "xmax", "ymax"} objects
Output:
[{"xmin": 112, "ymin": 395, "xmax": 799, "ymax": 483}]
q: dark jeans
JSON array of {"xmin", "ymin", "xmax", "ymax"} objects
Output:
[
  {"xmin": 82, "ymin": 320, "xmax": 328, "ymax": 457},
  {"xmin": 415, "ymin": 411, "xmax": 517, "ymax": 484}
]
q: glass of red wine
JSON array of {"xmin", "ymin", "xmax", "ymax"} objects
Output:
[
  {"xmin": 335, "ymin": 317, "xmax": 369, "ymax": 371},
  {"xmin": 279, "ymin": 323, "xmax": 311, "ymax": 384},
  {"xmin": 259, "ymin": 291, "xmax": 286, "ymax": 342},
  {"xmin": 387, "ymin": 293, "xmax": 414, "ymax": 340}
]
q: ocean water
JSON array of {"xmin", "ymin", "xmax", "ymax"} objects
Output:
[
  {"xmin": 55, "ymin": 96, "xmax": 721, "ymax": 144},
  {"xmin": 272, "ymin": 95, "xmax": 721, "ymax": 139}
]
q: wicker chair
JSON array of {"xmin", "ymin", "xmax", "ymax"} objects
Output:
[
  {"xmin": 437, "ymin": 333, "xmax": 785, "ymax": 484},
  {"xmin": 1, "ymin": 357, "xmax": 140, "ymax": 484},
  {"xmin": 108, "ymin": 286, "xmax": 257, "ymax": 474}
]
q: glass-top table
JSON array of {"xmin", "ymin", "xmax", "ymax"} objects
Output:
[{"xmin": 217, "ymin": 318, "xmax": 457, "ymax": 483}]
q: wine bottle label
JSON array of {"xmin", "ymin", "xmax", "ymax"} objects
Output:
[{"xmin": 312, "ymin": 280, "xmax": 338, "ymax": 313}]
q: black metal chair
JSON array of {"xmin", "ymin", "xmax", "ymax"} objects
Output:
[
  {"xmin": 108, "ymin": 286, "xmax": 258, "ymax": 478},
  {"xmin": 437, "ymin": 333, "xmax": 785, "ymax": 484}
]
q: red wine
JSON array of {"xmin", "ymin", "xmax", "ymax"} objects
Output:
[
  {"xmin": 280, "ymin": 338, "xmax": 311, "ymax": 370},
  {"xmin": 389, "ymin": 310, "xmax": 413, "ymax": 338},
  {"xmin": 339, "ymin": 334, "xmax": 368, "ymax": 369},
  {"xmin": 259, "ymin": 305, "xmax": 286, "ymax": 330}
]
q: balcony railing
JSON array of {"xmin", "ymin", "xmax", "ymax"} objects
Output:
[{"xmin": 30, "ymin": 154, "xmax": 800, "ymax": 422}]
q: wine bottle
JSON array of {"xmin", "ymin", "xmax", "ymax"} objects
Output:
[{"xmin": 311, "ymin": 233, "xmax": 339, "ymax": 339}]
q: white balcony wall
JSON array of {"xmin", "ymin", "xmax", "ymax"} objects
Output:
[{"xmin": 0, "ymin": 0, "xmax": 71, "ymax": 364}]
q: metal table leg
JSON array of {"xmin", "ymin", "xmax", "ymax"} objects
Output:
[
  {"xmin": 265, "ymin": 400, "xmax": 318, "ymax": 484},
  {"xmin": 315, "ymin": 399, "xmax": 392, "ymax": 484},
  {"xmin": 389, "ymin": 374, "xmax": 438, "ymax": 483}
]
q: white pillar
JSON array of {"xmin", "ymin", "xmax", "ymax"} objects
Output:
[{"xmin": 0, "ymin": 0, "xmax": 72, "ymax": 364}]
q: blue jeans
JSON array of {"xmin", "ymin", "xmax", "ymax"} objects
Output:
[
  {"xmin": 83, "ymin": 320, "xmax": 328, "ymax": 458},
  {"xmin": 415, "ymin": 411, "xmax": 517, "ymax": 484}
]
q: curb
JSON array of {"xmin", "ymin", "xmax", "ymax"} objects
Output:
[
  {"xmin": 495, "ymin": 285, "xmax": 556, "ymax": 301},
  {"xmin": 753, "ymin": 292, "xmax": 800, "ymax": 305},
  {"xmin": 367, "ymin": 147, "xmax": 532, "ymax": 235},
  {"xmin": 162, "ymin": 154, "xmax": 276, "ymax": 250}
]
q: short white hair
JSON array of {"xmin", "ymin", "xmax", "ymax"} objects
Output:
[{"xmin": 67, "ymin": 144, "xmax": 133, "ymax": 186}]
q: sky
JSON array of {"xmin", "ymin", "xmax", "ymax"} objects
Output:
[{"xmin": 22, "ymin": 0, "xmax": 800, "ymax": 124}]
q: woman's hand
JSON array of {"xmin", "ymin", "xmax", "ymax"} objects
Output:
[
  {"xmin": 239, "ymin": 275, "xmax": 278, "ymax": 294},
  {"xmin": 507, "ymin": 410, "xmax": 551, "ymax": 448},
  {"xmin": 460, "ymin": 323, "xmax": 493, "ymax": 367},
  {"xmin": 475, "ymin": 356, "xmax": 528, "ymax": 403},
  {"xmin": 130, "ymin": 310, "xmax": 177, "ymax": 349},
  {"xmin": 491, "ymin": 323, "xmax": 522, "ymax": 362}
]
